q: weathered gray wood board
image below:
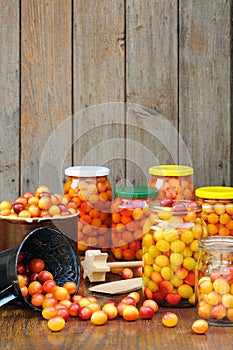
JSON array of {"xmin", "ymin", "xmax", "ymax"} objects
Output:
[
  {"xmin": 21, "ymin": 0, "xmax": 72, "ymax": 194},
  {"xmin": 179, "ymin": 0, "xmax": 232, "ymax": 188},
  {"xmin": 0, "ymin": 0, "xmax": 232, "ymax": 202},
  {"xmin": 126, "ymin": 0, "xmax": 179, "ymax": 186},
  {"xmin": 73, "ymin": 0, "xmax": 126, "ymax": 188},
  {"xmin": 0, "ymin": 0, "xmax": 20, "ymax": 200}
]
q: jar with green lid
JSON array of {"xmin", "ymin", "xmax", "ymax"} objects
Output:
[
  {"xmin": 148, "ymin": 165, "xmax": 195, "ymax": 201},
  {"xmin": 63, "ymin": 166, "xmax": 112, "ymax": 254},
  {"xmin": 111, "ymin": 186, "xmax": 158, "ymax": 261},
  {"xmin": 196, "ymin": 186, "xmax": 233, "ymax": 237},
  {"xmin": 142, "ymin": 199, "xmax": 207, "ymax": 307},
  {"xmin": 196, "ymin": 236, "xmax": 233, "ymax": 325}
]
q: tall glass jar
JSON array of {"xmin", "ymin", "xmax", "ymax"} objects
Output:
[
  {"xmin": 148, "ymin": 165, "xmax": 195, "ymax": 201},
  {"xmin": 63, "ymin": 166, "xmax": 112, "ymax": 254},
  {"xmin": 196, "ymin": 186, "xmax": 233, "ymax": 237},
  {"xmin": 142, "ymin": 199, "xmax": 207, "ymax": 307},
  {"xmin": 111, "ymin": 186, "xmax": 158, "ymax": 261},
  {"xmin": 196, "ymin": 236, "xmax": 233, "ymax": 326}
]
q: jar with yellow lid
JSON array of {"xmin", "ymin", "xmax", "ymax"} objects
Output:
[
  {"xmin": 142, "ymin": 199, "xmax": 207, "ymax": 307},
  {"xmin": 111, "ymin": 186, "xmax": 158, "ymax": 261},
  {"xmin": 196, "ymin": 236, "xmax": 233, "ymax": 325},
  {"xmin": 63, "ymin": 166, "xmax": 112, "ymax": 253},
  {"xmin": 148, "ymin": 165, "xmax": 195, "ymax": 201},
  {"xmin": 196, "ymin": 186, "xmax": 233, "ymax": 237}
]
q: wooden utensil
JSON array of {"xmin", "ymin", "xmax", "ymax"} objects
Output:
[
  {"xmin": 81, "ymin": 249, "xmax": 142, "ymax": 282},
  {"xmin": 88, "ymin": 277, "xmax": 142, "ymax": 294}
]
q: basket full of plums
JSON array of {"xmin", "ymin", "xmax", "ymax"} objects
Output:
[{"xmin": 0, "ymin": 185, "xmax": 79, "ymax": 251}]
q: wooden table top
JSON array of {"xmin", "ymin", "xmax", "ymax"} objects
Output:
[{"xmin": 0, "ymin": 267, "xmax": 232, "ymax": 350}]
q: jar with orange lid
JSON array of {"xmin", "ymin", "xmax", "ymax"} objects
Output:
[
  {"xmin": 111, "ymin": 186, "xmax": 158, "ymax": 261},
  {"xmin": 195, "ymin": 186, "xmax": 233, "ymax": 237},
  {"xmin": 63, "ymin": 166, "xmax": 112, "ymax": 253},
  {"xmin": 142, "ymin": 199, "xmax": 207, "ymax": 307},
  {"xmin": 196, "ymin": 236, "xmax": 233, "ymax": 326},
  {"xmin": 148, "ymin": 165, "xmax": 195, "ymax": 200}
]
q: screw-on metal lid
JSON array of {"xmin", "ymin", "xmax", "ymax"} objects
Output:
[
  {"xmin": 114, "ymin": 186, "xmax": 158, "ymax": 199},
  {"xmin": 196, "ymin": 186, "xmax": 233, "ymax": 199},
  {"xmin": 149, "ymin": 165, "xmax": 193, "ymax": 176},
  {"xmin": 65, "ymin": 166, "xmax": 110, "ymax": 177}
]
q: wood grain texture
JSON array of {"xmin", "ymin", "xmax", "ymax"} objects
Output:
[
  {"xmin": 126, "ymin": 0, "xmax": 179, "ymax": 186},
  {"xmin": 179, "ymin": 0, "xmax": 232, "ymax": 188},
  {"xmin": 0, "ymin": 275, "xmax": 232, "ymax": 350},
  {"xmin": 0, "ymin": 0, "xmax": 232, "ymax": 201},
  {"xmin": 0, "ymin": 0, "xmax": 20, "ymax": 201},
  {"xmin": 21, "ymin": 0, "xmax": 72, "ymax": 194},
  {"xmin": 72, "ymin": 0, "xmax": 126, "ymax": 188}
]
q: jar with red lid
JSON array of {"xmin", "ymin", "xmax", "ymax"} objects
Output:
[
  {"xmin": 196, "ymin": 186, "xmax": 233, "ymax": 237},
  {"xmin": 148, "ymin": 165, "xmax": 195, "ymax": 200},
  {"xmin": 111, "ymin": 186, "xmax": 158, "ymax": 261},
  {"xmin": 63, "ymin": 166, "xmax": 112, "ymax": 253},
  {"xmin": 142, "ymin": 199, "xmax": 207, "ymax": 307}
]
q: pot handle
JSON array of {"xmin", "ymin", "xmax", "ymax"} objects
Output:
[{"xmin": 0, "ymin": 285, "xmax": 17, "ymax": 307}]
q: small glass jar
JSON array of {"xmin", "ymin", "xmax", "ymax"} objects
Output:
[
  {"xmin": 142, "ymin": 199, "xmax": 207, "ymax": 307},
  {"xmin": 196, "ymin": 186, "xmax": 233, "ymax": 237},
  {"xmin": 63, "ymin": 166, "xmax": 112, "ymax": 253},
  {"xmin": 148, "ymin": 165, "xmax": 195, "ymax": 201},
  {"xmin": 111, "ymin": 186, "xmax": 158, "ymax": 261},
  {"xmin": 196, "ymin": 236, "xmax": 233, "ymax": 326}
]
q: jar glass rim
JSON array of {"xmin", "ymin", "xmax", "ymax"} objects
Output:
[
  {"xmin": 148, "ymin": 200, "xmax": 202, "ymax": 214},
  {"xmin": 198, "ymin": 236, "xmax": 233, "ymax": 249}
]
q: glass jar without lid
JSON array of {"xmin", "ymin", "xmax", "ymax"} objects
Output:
[
  {"xmin": 111, "ymin": 186, "xmax": 158, "ymax": 261},
  {"xmin": 196, "ymin": 236, "xmax": 233, "ymax": 326},
  {"xmin": 142, "ymin": 199, "xmax": 207, "ymax": 307},
  {"xmin": 63, "ymin": 166, "xmax": 112, "ymax": 254},
  {"xmin": 196, "ymin": 186, "xmax": 233, "ymax": 237},
  {"xmin": 148, "ymin": 165, "xmax": 195, "ymax": 201}
]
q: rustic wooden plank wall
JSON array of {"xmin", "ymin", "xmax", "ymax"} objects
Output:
[
  {"xmin": 126, "ymin": 0, "xmax": 179, "ymax": 185},
  {"xmin": 179, "ymin": 0, "xmax": 232, "ymax": 187},
  {"xmin": 21, "ymin": 0, "xmax": 72, "ymax": 194},
  {"xmin": 0, "ymin": 0, "xmax": 20, "ymax": 200},
  {"xmin": 0, "ymin": 0, "xmax": 232, "ymax": 202}
]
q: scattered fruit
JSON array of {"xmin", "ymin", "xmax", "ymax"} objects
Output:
[
  {"xmin": 142, "ymin": 299, "xmax": 158, "ymax": 313},
  {"xmin": 48, "ymin": 316, "xmax": 66, "ymax": 331},
  {"xmin": 121, "ymin": 268, "xmax": 134, "ymax": 279},
  {"xmin": 91, "ymin": 310, "xmax": 108, "ymax": 326},
  {"xmin": 102, "ymin": 303, "xmax": 118, "ymax": 320},
  {"xmin": 79, "ymin": 306, "xmax": 92, "ymax": 320},
  {"xmin": 127, "ymin": 291, "xmax": 141, "ymax": 304},
  {"xmin": 191, "ymin": 319, "xmax": 208, "ymax": 334},
  {"xmin": 162, "ymin": 312, "xmax": 178, "ymax": 327},
  {"xmin": 16, "ymin": 252, "xmax": 214, "ymax": 333},
  {"xmin": 122, "ymin": 305, "xmax": 139, "ymax": 321},
  {"xmin": 139, "ymin": 306, "xmax": 154, "ymax": 319}
]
